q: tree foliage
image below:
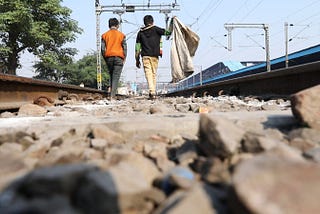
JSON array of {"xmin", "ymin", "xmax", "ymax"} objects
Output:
[
  {"xmin": 33, "ymin": 52, "xmax": 110, "ymax": 89},
  {"xmin": 64, "ymin": 53, "xmax": 109, "ymax": 89},
  {"xmin": 0, "ymin": 0, "xmax": 82, "ymax": 74},
  {"xmin": 32, "ymin": 48, "xmax": 75, "ymax": 83}
]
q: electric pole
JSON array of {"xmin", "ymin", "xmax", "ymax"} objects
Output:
[
  {"xmin": 224, "ymin": 23, "xmax": 271, "ymax": 72},
  {"xmin": 95, "ymin": 0, "xmax": 180, "ymax": 90},
  {"xmin": 95, "ymin": 0, "xmax": 102, "ymax": 90}
]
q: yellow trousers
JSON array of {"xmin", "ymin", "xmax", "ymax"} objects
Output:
[{"xmin": 142, "ymin": 56, "xmax": 159, "ymax": 95}]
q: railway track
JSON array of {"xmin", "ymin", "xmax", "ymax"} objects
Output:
[
  {"xmin": 0, "ymin": 74, "xmax": 107, "ymax": 111},
  {"xmin": 167, "ymin": 61, "xmax": 320, "ymax": 98},
  {"xmin": 1, "ymin": 60, "xmax": 319, "ymax": 111}
]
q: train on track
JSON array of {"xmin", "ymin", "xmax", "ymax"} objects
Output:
[{"xmin": 173, "ymin": 44, "xmax": 320, "ymax": 91}]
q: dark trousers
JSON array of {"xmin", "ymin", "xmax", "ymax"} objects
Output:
[{"xmin": 104, "ymin": 56, "xmax": 124, "ymax": 97}]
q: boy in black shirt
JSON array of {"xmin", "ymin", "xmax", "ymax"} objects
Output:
[{"xmin": 135, "ymin": 15, "xmax": 171, "ymax": 100}]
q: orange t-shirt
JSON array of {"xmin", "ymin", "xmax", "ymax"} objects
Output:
[{"xmin": 101, "ymin": 29, "xmax": 125, "ymax": 59}]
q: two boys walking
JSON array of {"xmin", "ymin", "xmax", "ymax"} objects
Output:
[{"xmin": 101, "ymin": 15, "xmax": 170, "ymax": 100}]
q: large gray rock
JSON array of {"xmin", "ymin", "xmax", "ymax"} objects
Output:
[
  {"xmin": 199, "ymin": 114, "xmax": 245, "ymax": 159},
  {"xmin": 18, "ymin": 104, "xmax": 47, "ymax": 117},
  {"xmin": 241, "ymin": 132, "xmax": 278, "ymax": 153},
  {"xmin": 104, "ymin": 149, "xmax": 160, "ymax": 185},
  {"xmin": 288, "ymin": 128, "xmax": 320, "ymax": 145},
  {"xmin": 231, "ymin": 155, "xmax": 320, "ymax": 214},
  {"xmin": 37, "ymin": 145, "xmax": 85, "ymax": 167},
  {"xmin": 154, "ymin": 183, "xmax": 226, "ymax": 214},
  {"xmin": 75, "ymin": 162, "xmax": 163, "ymax": 214},
  {"xmin": 303, "ymin": 147, "xmax": 320, "ymax": 163},
  {"xmin": 240, "ymin": 128, "xmax": 287, "ymax": 154},
  {"xmin": 175, "ymin": 140, "xmax": 198, "ymax": 166},
  {"xmin": 90, "ymin": 124, "xmax": 125, "ymax": 145},
  {"xmin": 191, "ymin": 157, "xmax": 230, "ymax": 184},
  {"xmin": 291, "ymin": 84, "xmax": 320, "ymax": 130},
  {"xmin": 143, "ymin": 143, "xmax": 175, "ymax": 172}
]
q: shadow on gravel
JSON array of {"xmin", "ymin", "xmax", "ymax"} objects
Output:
[
  {"xmin": 164, "ymin": 115, "xmax": 186, "ymax": 118},
  {"xmin": 262, "ymin": 114, "xmax": 300, "ymax": 132}
]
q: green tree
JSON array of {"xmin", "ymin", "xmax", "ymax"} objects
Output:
[
  {"xmin": 0, "ymin": 0, "xmax": 82, "ymax": 75},
  {"xmin": 33, "ymin": 48, "xmax": 76, "ymax": 83},
  {"xmin": 62, "ymin": 53, "xmax": 109, "ymax": 89}
]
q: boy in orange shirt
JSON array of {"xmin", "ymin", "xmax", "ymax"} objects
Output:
[{"xmin": 101, "ymin": 18, "xmax": 127, "ymax": 98}]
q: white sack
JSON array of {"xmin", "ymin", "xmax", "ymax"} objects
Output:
[{"xmin": 170, "ymin": 17, "xmax": 200, "ymax": 83}]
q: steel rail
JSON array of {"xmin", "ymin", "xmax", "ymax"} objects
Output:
[
  {"xmin": 167, "ymin": 61, "xmax": 320, "ymax": 98},
  {"xmin": 0, "ymin": 74, "xmax": 106, "ymax": 110}
]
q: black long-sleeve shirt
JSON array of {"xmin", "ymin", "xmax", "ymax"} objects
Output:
[{"xmin": 135, "ymin": 25, "xmax": 166, "ymax": 57}]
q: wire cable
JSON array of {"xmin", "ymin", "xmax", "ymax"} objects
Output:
[
  {"xmin": 189, "ymin": 0, "xmax": 221, "ymax": 28},
  {"xmin": 289, "ymin": 24, "xmax": 311, "ymax": 42},
  {"xmin": 226, "ymin": 0, "xmax": 249, "ymax": 23},
  {"xmin": 239, "ymin": 0, "xmax": 264, "ymax": 22},
  {"xmin": 197, "ymin": 0, "xmax": 224, "ymax": 31}
]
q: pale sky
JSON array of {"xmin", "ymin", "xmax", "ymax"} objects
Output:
[{"xmin": 18, "ymin": 0, "xmax": 320, "ymax": 83}]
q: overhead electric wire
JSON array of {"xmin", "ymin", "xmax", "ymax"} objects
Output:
[
  {"xmin": 285, "ymin": 0, "xmax": 320, "ymax": 20},
  {"xmin": 125, "ymin": 28, "xmax": 140, "ymax": 40},
  {"xmin": 245, "ymin": 33, "xmax": 265, "ymax": 49},
  {"xmin": 269, "ymin": 0, "xmax": 320, "ymax": 37},
  {"xmin": 209, "ymin": 0, "xmax": 247, "ymax": 46},
  {"xmin": 205, "ymin": 0, "xmax": 250, "ymax": 61},
  {"xmin": 196, "ymin": 0, "xmax": 224, "ymax": 31},
  {"xmin": 210, "ymin": 36, "xmax": 228, "ymax": 50},
  {"xmin": 182, "ymin": 0, "xmax": 226, "ymax": 64},
  {"xmin": 239, "ymin": 0, "xmax": 264, "ymax": 22},
  {"xmin": 225, "ymin": 0, "xmax": 249, "ymax": 23},
  {"xmin": 289, "ymin": 24, "xmax": 311, "ymax": 42},
  {"xmin": 269, "ymin": 1, "xmax": 320, "ymax": 56},
  {"xmin": 207, "ymin": 0, "xmax": 267, "ymax": 65},
  {"xmin": 204, "ymin": 0, "xmax": 267, "ymax": 64},
  {"xmin": 189, "ymin": 0, "xmax": 222, "ymax": 28},
  {"xmin": 295, "ymin": 11, "xmax": 320, "ymax": 25},
  {"xmin": 229, "ymin": 0, "xmax": 318, "ymax": 63}
]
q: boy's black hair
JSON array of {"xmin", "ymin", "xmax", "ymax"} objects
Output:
[
  {"xmin": 109, "ymin": 18, "xmax": 119, "ymax": 28},
  {"xmin": 143, "ymin": 15, "xmax": 154, "ymax": 26}
]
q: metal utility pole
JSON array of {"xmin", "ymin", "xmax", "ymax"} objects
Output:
[
  {"xmin": 95, "ymin": 1, "xmax": 180, "ymax": 90},
  {"xmin": 285, "ymin": 22, "xmax": 295, "ymax": 68},
  {"xmin": 200, "ymin": 65, "xmax": 203, "ymax": 85},
  {"xmin": 95, "ymin": 0, "xmax": 102, "ymax": 90},
  {"xmin": 285, "ymin": 22, "xmax": 289, "ymax": 68},
  {"xmin": 224, "ymin": 23, "xmax": 271, "ymax": 72}
]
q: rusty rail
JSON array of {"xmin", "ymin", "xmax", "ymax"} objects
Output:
[{"xmin": 0, "ymin": 74, "xmax": 106, "ymax": 110}]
